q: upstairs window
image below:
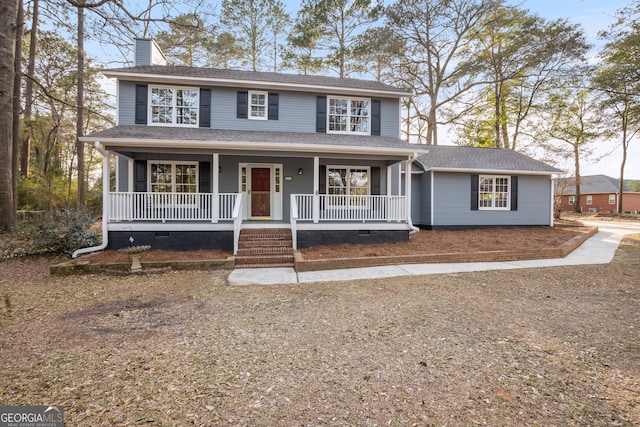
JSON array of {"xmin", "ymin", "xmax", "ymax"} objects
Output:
[
  {"xmin": 328, "ymin": 97, "xmax": 370, "ymax": 135},
  {"xmin": 249, "ymin": 91, "xmax": 268, "ymax": 120},
  {"xmin": 149, "ymin": 86, "xmax": 198, "ymax": 126},
  {"xmin": 479, "ymin": 175, "xmax": 510, "ymax": 210}
]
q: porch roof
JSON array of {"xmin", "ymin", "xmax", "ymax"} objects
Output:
[{"xmin": 81, "ymin": 126, "xmax": 427, "ymax": 157}]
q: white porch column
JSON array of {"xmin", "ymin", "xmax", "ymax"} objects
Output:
[
  {"xmin": 313, "ymin": 156, "xmax": 319, "ymax": 223},
  {"xmin": 386, "ymin": 165, "xmax": 392, "ymax": 196},
  {"xmin": 212, "ymin": 153, "xmax": 219, "ymax": 223},
  {"xmin": 405, "ymin": 157, "xmax": 412, "ymax": 222},
  {"xmin": 103, "ymin": 147, "xmax": 110, "ymax": 224}
]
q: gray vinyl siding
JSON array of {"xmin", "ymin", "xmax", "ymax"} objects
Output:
[
  {"xmin": 212, "ymin": 89, "xmax": 315, "ymax": 132},
  {"xmin": 390, "ymin": 163, "xmax": 401, "ymax": 196},
  {"xmin": 416, "ymin": 171, "xmax": 432, "ymax": 225},
  {"xmin": 117, "ymin": 82, "xmax": 402, "ymax": 137},
  {"xmin": 410, "ymin": 174, "xmax": 421, "ymax": 225},
  {"xmin": 116, "ymin": 155, "xmax": 129, "ymax": 192},
  {"xmin": 135, "ymin": 39, "xmax": 152, "ymax": 66},
  {"xmin": 432, "ymin": 172, "xmax": 552, "ymax": 226},
  {"xmin": 118, "ymin": 81, "xmax": 136, "ymax": 125}
]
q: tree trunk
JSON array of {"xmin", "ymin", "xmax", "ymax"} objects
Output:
[
  {"xmin": 12, "ymin": 0, "xmax": 23, "ymax": 209},
  {"xmin": 0, "ymin": 0, "xmax": 18, "ymax": 231},
  {"xmin": 618, "ymin": 123, "xmax": 627, "ymax": 214},
  {"xmin": 20, "ymin": 0, "xmax": 37, "ymax": 178},
  {"xmin": 76, "ymin": 4, "xmax": 86, "ymax": 207},
  {"xmin": 573, "ymin": 143, "xmax": 581, "ymax": 214}
]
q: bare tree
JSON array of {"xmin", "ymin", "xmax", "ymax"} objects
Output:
[
  {"xmin": 0, "ymin": 0, "xmax": 19, "ymax": 230},
  {"xmin": 386, "ymin": 0, "xmax": 501, "ymax": 145}
]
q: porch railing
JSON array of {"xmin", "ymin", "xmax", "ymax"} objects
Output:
[
  {"xmin": 108, "ymin": 192, "xmax": 239, "ymax": 222},
  {"xmin": 291, "ymin": 194, "xmax": 407, "ymax": 222}
]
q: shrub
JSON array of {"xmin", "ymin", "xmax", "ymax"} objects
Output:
[{"xmin": 1, "ymin": 208, "xmax": 100, "ymax": 259}]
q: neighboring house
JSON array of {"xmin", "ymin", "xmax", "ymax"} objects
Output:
[
  {"xmin": 556, "ymin": 174, "xmax": 640, "ymax": 214},
  {"xmin": 75, "ymin": 39, "xmax": 563, "ymax": 263},
  {"xmin": 77, "ymin": 38, "xmax": 428, "ymax": 261},
  {"xmin": 403, "ymin": 145, "xmax": 562, "ymax": 229}
]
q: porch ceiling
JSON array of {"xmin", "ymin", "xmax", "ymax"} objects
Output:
[{"xmin": 81, "ymin": 126, "xmax": 428, "ymax": 158}]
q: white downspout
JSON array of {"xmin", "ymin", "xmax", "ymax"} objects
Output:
[{"xmin": 72, "ymin": 142, "xmax": 110, "ymax": 258}]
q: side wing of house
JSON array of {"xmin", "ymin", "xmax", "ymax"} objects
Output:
[{"xmin": 424, "ymin": 172, "xmax": 554, "ymax": 228}]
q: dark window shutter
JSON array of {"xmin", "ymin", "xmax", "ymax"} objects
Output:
[
  {"xmin": 134, "ymin": 160, "xmax": 147, "ymax": 192},
  {"xmin": 371, "ymin": 100, "xmax": 381, "ymax": 136},
  {"xmin": 316, "ymin": 96, "xmax": 326, "ymax": 133},
  {"xmin": 471, "ymin": 174, "xmax": 479, "ymax": 211},
  {"xmin": 199, "ymin": 161, "xmax": 211, "ymax": 193},
  {"xmin": 268, "ymin": 93, "xmax": 279, "ymax": 120},
  {"xmin": 237, "ymin": 91, "xmax": 248, "ymax": 119},
  {"xmin": 511, "ymin": 176, "xmax": 518, "ymax": 211},
  {"xmin": 135, "ymin": 84, "xmax": 148, "ymax": 125},
  {"xmin": 199, "ymin": 88, "xmax": 211, "ymax": 128},
  {"xmin": 319, "ymin": 165, "xmax": 326, "ymax": 194},
  {"xmin": 371, "ymin": 166, "xmax": 381, "ymax": 195}
]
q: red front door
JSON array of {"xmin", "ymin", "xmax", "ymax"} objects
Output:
[{"xmin": 251, "ymin": 168, "xmax": 271, "ymax": 217}]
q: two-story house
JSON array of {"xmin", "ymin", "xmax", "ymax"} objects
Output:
[{"xmin": 75, "ymin": 39, "xmax": 428, "ymax": 265}]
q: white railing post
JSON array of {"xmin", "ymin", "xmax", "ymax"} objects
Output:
[
  {"xmin": 290, "ymin": 194, "xmax": 298, "ymax": 250},
  {"xmin": 232, "ymin": 193, "xmax": 243, "ymax": 255}
]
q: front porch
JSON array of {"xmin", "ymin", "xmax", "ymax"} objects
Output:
[{"xmin": 106, "ymin": 192, "xmax": 410, "ymax": 254}]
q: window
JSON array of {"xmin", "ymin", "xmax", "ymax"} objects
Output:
[
  {"xmin": 479, "ymin": 175, "xmax": 510, "ymax": 210},
  {"xmin": 327, "ymin": 166, "xmax": 369, "ymax": 206},
  {"xmin": 328, "ymin": 97, "xmax": 370, "ymax": 134},
  {"xmin": 568, "ymin": 196, "xmax": 575, "ymax": 205},
  {"xmin": 149, "ymin": 86, "xmax": 198, "ymax": 126},
  {"xmin": 249, "ymin": 91, "xmax": 267, "ymax": 120},
  {"xmin": 149, "ymin": 162, "xmax": 198, "ymax": 194},
  {"xmin": 586, "ymin": 195, "xmax": 593, "ymax": 205},
  {"xmin": 609, "ymin": 194, "xmax": 616, "ymax": 205}
]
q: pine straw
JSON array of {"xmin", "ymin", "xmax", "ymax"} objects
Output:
[{"xmin": 0, "ymin": 238, "xmax": 638, "ymax": 426}]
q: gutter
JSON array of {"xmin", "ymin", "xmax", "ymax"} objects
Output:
[{"xmin": 72, "ymin": 142, "xmax": 109, "ymax": 258}]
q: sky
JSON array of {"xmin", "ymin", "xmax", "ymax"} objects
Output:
[
  {"xmin": 94, "ymin": 0, "xmax": 638, "ymax": 180},
  {"xmin": 503, "ymin": 0, "xmax": 639, "ymax": 180}
]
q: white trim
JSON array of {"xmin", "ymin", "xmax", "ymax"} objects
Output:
[
  {"xmin": 295, "ymin": 222, "xmax": 412, "ymax": 231},
  {"xmin": 248, "ymin": 90, "xmax": 268, "ymax": 120},
  {"xmin": 79, "ymin": 137, "xmax": 428, "ymax": 156},
  {"xmin": 239, "ymin": 162, "xmax": 283, "ymax": 220},
  {"xmin": 478, "ymin": 174, "xmax": 511, "ymax": 211},
  {"xmin": 102, "ymin": 71, "xmax": 413, "ymax": 97},
  {"xmin": 108, "ymin": 222, "xmax": 234, "ymax": 232},
  {"xmin": 148, "ymin": 85, "xmax": 199, "ymax": 128},
  {"xmin": 430, "ymin": 170, "xmax": 434, "ymax": 226},
  {"xmin": 550, "ymin": 178, "xmax": 554, "ymax": 226},
  {"xmin": 327, "ymin": 96, "xmax": 371, "ymax": 135},
  {"xmin": 426, "ymin": 166, "xmax": 557, "ymax": 176}
]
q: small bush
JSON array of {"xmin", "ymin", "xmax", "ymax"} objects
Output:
[{"xmin": 1, "ymin": 208, "xmax": 100, "ymax": 259}]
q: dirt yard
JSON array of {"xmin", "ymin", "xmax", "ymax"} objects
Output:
[{"xmin": 0, "ymin": 232, "xmax": 638, "ymax": 425}]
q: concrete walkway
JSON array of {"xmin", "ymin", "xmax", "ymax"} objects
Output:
[{"xmin": 227, "ymin": 220, "xmax": 640, "ymax": 286}]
